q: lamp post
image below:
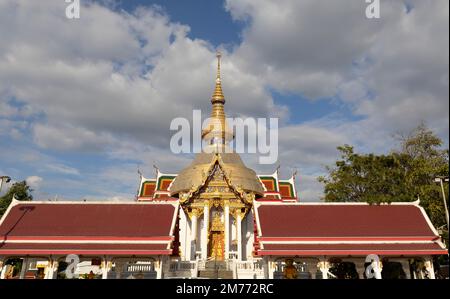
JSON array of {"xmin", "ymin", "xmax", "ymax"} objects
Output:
[
  {"xmin": 0, "ymin": 176, "xmax": 11, "ymax": 194},
  {"xmin": 434, "ymin": 176, "xmax": 449, "ymax": 232}
]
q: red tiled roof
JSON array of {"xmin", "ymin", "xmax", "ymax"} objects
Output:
[
  {"xmin": 0, "ymin": 201, "xmax": 178, "ymax": 255},
  {"xmin": 255, "ymin": 203, "xmax": 447, "ymax": 256},
  {"xmin": 256, "ymin": 204, "xmax": 437, "ymax": 238},
  {"xmin": 0, "ymin": 202, "xmax": 176, "ymax": 238}
]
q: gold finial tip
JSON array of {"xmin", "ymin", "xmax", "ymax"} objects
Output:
[
  {"xmin": 211, "ymin": 50, "xmax": 225, "ymax": 102},
  {"xmin": 215, "ymin": 50, "xmax": 222, "ymax": 81}
]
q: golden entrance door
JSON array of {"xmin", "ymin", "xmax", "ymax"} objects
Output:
[{"xmin": 209, "ymin": 231, "xmax": 225, "ymax": 260}]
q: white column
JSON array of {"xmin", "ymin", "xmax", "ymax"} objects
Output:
[
  {"xmin": 262, "ymin": 257, "xmax": 269, "ymax": 279},
  {"xmin": 114, "ymin": 261, "xmax": 125, "ymax": 279},
  {"xmin": 354, "ymin": 259, "xmax": 367, "ymax": 279},
  {"xmin": 0, "ymin": 258, "xmax": 6, "ymax": 279},
  {"xmin": 202, "ymin": 205, "xmax": 210, "ymax": 259},
  {"xmin": 184, "ymin": 212, "xmax": 191, "ymax": 261},
  {"xmin": 318, "ymin": 259, "xmax": 330, "ymax": 279},
  {"xmin": 191, "ymin": 212, "xmax": 198, "ymax": 260},
  {"xmin": 224, "ymin": 204, "xmax": 230, "ymax": 260},
  {"xmin": 156, "ymin": 257, "xmax": 164, "ymax": 279},
  {"xmin": 182, "ymin": 211, "xmax": 189, "ymax": 261},
  {"xmin": 102, "ymin": 257, "xmax": 111, "ymax": 279},
  {"xmin": 268, "ymin": 260, "xmax": 275, "ymax": 279},
  {"xmin": 19, "ymin": 257, "xmax": 29, "ymax": 279},
  {"xmin": 236, "ymin": 212, "xmax": 242, "ymax": 261},
  {"xmin": 0, "ymin": 258, "xmax": 4, "ymax": 279},
  {"xmin": 46, "ymin": 259, "xmax": 58, "ymax": 279},
  {"xmin": 424, "ymin": 257, "xmax": 435, "ymax": 279}
]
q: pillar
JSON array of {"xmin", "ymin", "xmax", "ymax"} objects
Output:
[
  {"xmin": 19, "ymin": 257, "xmax": 29, "ymax": 279},
  {"xmin": 202, "ymin": 204, "xmax": 210, "ymax": 260},
  {"xmin": 424, "ymin": 257, "xmax": 435, "ymax": 279},
  {"xmin": 236, "ymin": 211, "xmax": 242, "ymax": 261},
  {"xmin": 46, "ymin": 259, "xmax": 58, "ymax": 279},
  {"xmin": 398, "ymin": 259, "xmax": 411, "ymax": 279},
  {"xmin": 317, "ymin": 259, "xmax": 330, "ymax": 279},
  {"xmin": 262, "ymin": 257, "xmax": 270, "ymax": 279},
  {"xmin": 224, "ymin": 204, "xmax": 230, "ymax": 260},
  {"xmin": 354, "ymin": 259, "xmax": 367, "ymax": 279},
  {"xmin": 156, "ymin": 257, "xmax": 164, "ymax": 279},
  {"xmin": 184, "ymin": 212, "xmax": 191, "ymax": 261},
  {"xmin": 191, "ymin": 211, "xmax": 198, "ymax": 260},
  {"xmin": 0, "ymin": 258, "xmax": 4, "ymax": 278},
  {"xmin": 268, "ymin": 260, "xmax": 275, "ymax": 279},
  {"xmin": 102, "ymin": 257, "xmax": 111, "ymax": 279},
  {"xmin": 115, "ymin": 260, "xmax": 125, "ymax": 279}
]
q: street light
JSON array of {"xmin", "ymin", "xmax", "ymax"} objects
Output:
[
  {"xmin": 0, "ymin": 175, "xmax": 11, "ymax": 193},
  {"xmin": 434, "ymin": 176, "xmax": 449, "ymax": 232}
]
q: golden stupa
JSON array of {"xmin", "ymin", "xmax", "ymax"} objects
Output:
[{"xmin": 170, "ymin": 52, "xmax": 264, "ymax": 199}]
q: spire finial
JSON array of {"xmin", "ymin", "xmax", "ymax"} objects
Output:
[
  {"xmin": 211, "ymin": 51, "xmax": 225, "ymax": 102},
  {"xmin": 202, "ymin": 50, "xmax": 233, "ymax": 144},
  {"xmin": 216, "ymin": 51, "xmax": 222, "ymax": 80}
]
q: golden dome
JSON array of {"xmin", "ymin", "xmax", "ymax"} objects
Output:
[{"xmin": 170, "ymin": 149, "xmax": 265, "ymax": 197}]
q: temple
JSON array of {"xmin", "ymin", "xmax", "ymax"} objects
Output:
[{"xmin": 0, "ymin": 53, "xmax": 447, "ymax": 279}]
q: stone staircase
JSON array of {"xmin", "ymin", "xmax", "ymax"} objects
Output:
[{"xmin": 198, "ymin": 261, "xmax": 233, "ymax": 279}]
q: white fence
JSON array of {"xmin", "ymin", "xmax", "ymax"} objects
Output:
[{"xmin": 235, "ymin": 260, "xmax": 265, "ymax": 279}]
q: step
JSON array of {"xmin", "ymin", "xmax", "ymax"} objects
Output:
[
  {"xmin": 198, "ymin": 270, "xmax": 234, "ymax": 279},
  {"xmin": 204, "ymin": 261, "xmax": 228, "ymax": 270}
]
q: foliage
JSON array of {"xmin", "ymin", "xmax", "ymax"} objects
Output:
[
  {"xmin": 0, "ymin": 181, "xmax": 33, "ymax": 217},
  {"xmin": 318, "ymin": 123, "xmax": 449, "ymax": 233},
  {"xmin": 380, "ymin": 261, "xmax": 407, "ymax": 279},
  {"xmin": 329, "ymin": 261, "xmax": 359, "ymax": 279}
]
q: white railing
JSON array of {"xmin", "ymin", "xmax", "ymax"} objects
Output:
[
  {"xmin": 197, "ymin": 259, "xmax": 206, "ymax": 271},
  {"xmin": 235, "ymin": 260, "xmax": 265, "ymax": 279},
  {"xmin": 127, "ymin": 263, "xmax": 155, "ymax": 272},
  {"xmin": 236, "ymin": 261, "xmax": 263, "ymax": 270},
  {"xmin": 166, "ymin": 261, "xmax": 198, "ymax": 278},
  {"xmin": 195, "ymin": 251, "xmax": 202, "ymax": 260},
  {"xmin": 274, "ymin": 262, "xmax": 307, "ymax": 272},
  {"xmin": 228, "ymin": 252, "xmax": 238, "ymax": 260},
  {"xmin": 169, "ymin": 261, "xmax": 196, "ymax": 271}
]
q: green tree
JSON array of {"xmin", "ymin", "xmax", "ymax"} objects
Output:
[
  {"xmin": 395, "ymin": 124, "xmax": 449, "ymax": 232},
  {"xmin": 318, "ymin": 124, "xmax": 449, "ymax": 232},
  {"xmin": 0, "ymin": 181, "xmax": 33, "ymax": 217}
]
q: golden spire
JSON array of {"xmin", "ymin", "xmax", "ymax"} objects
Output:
[
  {"xmin": 211, "ymin": 51, "xmax": 225, "ymax": 103},
  {"xmin": 202, "ymin": 51, "xmax": 233, "ymax": 144}
]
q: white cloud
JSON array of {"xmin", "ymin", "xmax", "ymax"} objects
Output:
[
  {"xmin": 33, "ymin": 123, "xmax": 115, "ymax": 151},
  {"xmin": 0, "ymin": 0, "xmax": 447, "ymax": 202},
  {"xmin": 226, "ymin": 0, "xmax": 448, "ymax": 149},
  {"xmin": 45, "ymin": 163, "xmax": 80, "ymax": 176},
  {"xmin": 26, "ymin": 175, "xmax": 43, "ymax": 189}
]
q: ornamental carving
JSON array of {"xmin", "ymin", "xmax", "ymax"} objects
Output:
[{"xmin": 210, "ymin": 213, "xmax": 224, "ymax": 232}]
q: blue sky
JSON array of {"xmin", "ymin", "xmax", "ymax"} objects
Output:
[
  {"xmin": 107, "ymin": 0, "xmax": 245, "ymax": 46},
  {"xmin": 0, "ymin": 0, "xmax": 448, "ymax": 201}
]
